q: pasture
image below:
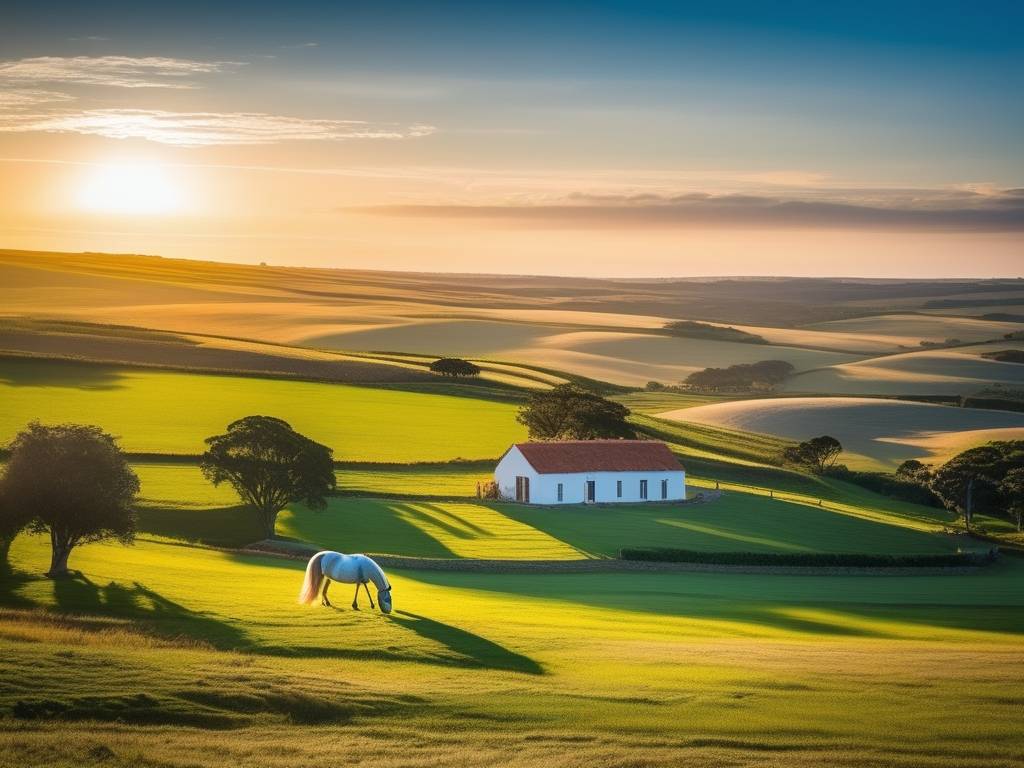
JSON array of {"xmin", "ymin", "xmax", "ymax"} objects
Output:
[
  {"xmin": 0, "ymin": 358, "xmax": 525, "ymax": 461},
  {"xmin": 128, "ymin": 462, "xmax": 959, "ymax": 556},
  {"xmin": 661, "ymin": 396, "xmax": 1024, "ymax": 471},
  {"xmin": 2, "ymin": 532, "xmax": 1024, "ymax": 767}
]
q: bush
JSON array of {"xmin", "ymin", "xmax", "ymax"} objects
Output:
[
  {"xmin": 429, "ymin": 358, "xmax": 482, "ymax": 377},
  {"xmin": 663, "ymin": 320, "xmax": 767, "ymax": 344},
  {"xmin": 619, "ymin": 548, "xmax": 996, "ymax": 567}
]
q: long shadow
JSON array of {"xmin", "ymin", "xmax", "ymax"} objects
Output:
[
  {"xmin": 403, "ymin": 562, "xmax": 1024, "ymax": 639},
  {"xmin": 44, "ymin": 574, "xmax": 252, "ymax": 650},
  {"xmin": 0, "ymin": 356, "xmax": 127, "ymax": 390},
  {"xmin": 388, "ymin": 610, "xmax": 543, "ymax": 674}
]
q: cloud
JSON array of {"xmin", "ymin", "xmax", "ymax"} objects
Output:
[
  {"xmin": 0, "ymin": 55, "xmax": 240, "ymax": 89},
  {"xmin": 352, "ymin": 189, "xmax": 1024, "ymax": 233},
  {"xmin": 0, "ymin": 89, "xmax": 74, "ymax": 109},
  {"xmin": 0, "ymin": 108, "xmax": 436, "ymax": 146}
]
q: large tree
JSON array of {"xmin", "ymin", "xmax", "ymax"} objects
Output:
[
  {"xmin": 782, "ymin": 435, "xmax": 843, "ymax": 473},
  {"xmin": 517, "ymin": 384, "xmax": 634, "ymax": 440},
  {"xmin": 200, "ymin": 416, "xmax": 335, "ymax": 539},
  {"xmin": 2, "ymin": 422, "xmax": 139, "ymax": 577},
  {"xmin": 930, "ymin": 441, "xmax": 1023, "ymax": 531}
]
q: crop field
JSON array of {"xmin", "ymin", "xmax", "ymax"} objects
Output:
[
  {"xmin": 661, "ymin": 396, "xmax": 1024, "ymax": 471},
  {"xmin": 3, "ymin": 532, "xmax": 1024, "ymax": 767},
  {"xmin": 807, "ymin": 313, "xmax": 1024, "ymax": 346},
  {"xmin": 0, "ymin": 358, "xmax": 525, "ymax": 461},
  {"xmin": 784, "ymin": 346, "xmax": 1024, "ymax": 396}
]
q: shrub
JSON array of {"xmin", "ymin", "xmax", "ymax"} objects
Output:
[{"xmin": 429, "ymin": 358, "xmax": 482, "ymax": 377}]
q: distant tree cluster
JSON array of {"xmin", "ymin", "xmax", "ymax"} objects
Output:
[
  {"xmin": 517, "ymin": 384, "xmax": 634, "ymax": 440},
  {"xmin": 429, "ymin": 358, "xmax": 482, "ymax": 377},
  {"xmin": 781, "ymin": 435, "xmax": 843, "ymax": 473},
  {"xmin": 663, "ymin": 320, "xmax": 767, "ymax": 344},
  {"xmin": 930, "ymin": 441, "xmax": 1024, "ymax": 531},
  {"xmin": 684, "ymin": 360, "xmax": 794, "ymax": 393}
]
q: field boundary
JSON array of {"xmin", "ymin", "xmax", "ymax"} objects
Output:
[{"xmin": 243, "ymin": 540, "xmax": 987, "ymax": 576}]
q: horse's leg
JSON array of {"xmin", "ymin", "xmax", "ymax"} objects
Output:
[
  {"xmin": 351, "ymin": 582, "xmax": 360, "ymax": 610},
  {"xmin": 363, "ymin": 581, "xmax": 376, "ymax": 609},
  {"xmin": 321, "ymin": 579, "xmax": 332, "ymax": 607}
]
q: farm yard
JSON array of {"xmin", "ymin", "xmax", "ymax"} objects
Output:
[{"xmin": 3, "ymin": 250, "xmax": 1024, "ymax": 766}]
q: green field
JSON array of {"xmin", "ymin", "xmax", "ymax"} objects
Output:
[
  {"xmin": 2, "ymin": 533, "xmax": 1023, "ymax": 767},
  {"xmin": 127, "ymin": 463, "xmax": 959, "ymax": 558},
  {"xmin": 0, "ymin": 358, "xmax": 525, "ymax": 461}
]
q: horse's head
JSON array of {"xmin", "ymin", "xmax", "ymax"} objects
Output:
[{"xmin": 378, "ymin": 586, "xmax": 393, "ymax": 614}]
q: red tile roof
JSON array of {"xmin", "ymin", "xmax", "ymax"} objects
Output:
[{"xmin": 511, "ymin": 440, "xmax": 684, "ymax": 474}]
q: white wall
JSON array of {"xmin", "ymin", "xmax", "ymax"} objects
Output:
[
  {"xmin": 494, "ymin": 447, "xmax": 686, "ymax": 505},
  {"xmin": 494, "ymin": 446, "xmax": 540, "ymax": 501}
]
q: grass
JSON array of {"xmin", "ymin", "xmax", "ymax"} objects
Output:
[
  {"xmin": 127, "ymin": 463, "xmax": 958, "ymax": 557},
  {"xmin": 0, "ymin": 357, "xmax": 526, "ymax": 461},
  {"xmin": 2, "ymin": 533, "xmax": 1024, "ymax": 766}
]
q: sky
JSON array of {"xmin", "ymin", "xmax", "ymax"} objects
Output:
[{"xmin": 0, "ymin": 0, "xmax": 1021, "ymax": 277}]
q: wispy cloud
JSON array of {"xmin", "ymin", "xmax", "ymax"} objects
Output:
[
  {"xmin": 0, "ymin": 108, "xmax": 436, "ymax": 146},
  {"xmin": 0, "ymin": 55, "xmax": 240, "ymax": 89},
  {"xmin": 0, "ymin": 89, "xmax": 74, "ymax": 109},
  {"xmin": 353, "ymin": 189, "xmax": 1024, "ymax": 233}
]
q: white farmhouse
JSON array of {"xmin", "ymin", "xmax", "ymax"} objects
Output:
[{"xmin": 494, "ymin": 440, "xmax": 686, "ymax": 505}]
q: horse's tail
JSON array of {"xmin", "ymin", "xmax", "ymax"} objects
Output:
[{"xmin": 298, "ymin": 551, "xmax": 328, "ymax": 605}]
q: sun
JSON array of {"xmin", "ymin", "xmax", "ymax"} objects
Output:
[{"xmin": 77, "ymin": 162, "xmax": 183, "ymax": 215}]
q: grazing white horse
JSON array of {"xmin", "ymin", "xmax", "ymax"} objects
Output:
[{"xmin": 298, "ymin": 551, "xmax": 393, "ymax": 613}]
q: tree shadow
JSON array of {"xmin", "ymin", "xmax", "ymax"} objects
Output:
[
  {"xmin": 45, "ymin": 574, "xmax": 252, "ymax": 650},
  {"xmin": 388, "ymin": 610, "xmax": 543, "ymax": 674},
  {"xmin": 0, "ymin": 357, "xmax": 126, "ymax": 390}
]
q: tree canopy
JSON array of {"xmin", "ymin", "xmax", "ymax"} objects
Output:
[
  {"xmin": 930, "ymin": 441, "xmax": 1024, "ymax": 531},
  {"xmin": 200, "ymin": 416, "xmax": 335, "ymax": 540},
  {"xmin": 1, "ymin": 422, "xmax": 138, "ymax": 577},
  {"xmin": 684, "ymin": 360, "xmax": 794, "ymax": 393},
  {"xmin": 429, "ymin": 358, "xmax": 482, "ymax": 377},
  {"xmin": 782, "ymin": 435, "xmax": 843, "ymax": 473},
  {"xmin": 517, "ymin": 384, "xmax": 634, "ymax": 440}
]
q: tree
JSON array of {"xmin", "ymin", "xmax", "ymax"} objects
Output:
[
  {"xmin": 684, "ymin": 360, "xmax": 794, "ymax": 393},
  {"xmin": 930, "ymin": 442, "xmax": 1023, "ymax": 531},
  {"xmin": 782, "ymin": 435, "xmax": 843, "ymax": 473},
  {"xmin": 895, "ymin": 459, "xmax": 932, "ymax": 484},
  {"xmin": 1, "ymin": 422, "xmax": 139, "ymax": 577},
  {"xmin": 1000, "ymin": 468, "xmax": 1024, "ymax": 532},
  {"xmin": 517, "ymin": 384, "xmax": 634, "ymax": 440},
  {"xmin": 429, "ymin": 358, "xmax": 481, "ymax": 377},
  {"xmin": 201, "ymin": 416, "xmax": 335, "ymax": 539}
]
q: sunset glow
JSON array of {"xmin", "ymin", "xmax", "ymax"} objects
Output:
[{"xmin": 76, "ymin": 162, "xmax": 183, "ymax": 216}]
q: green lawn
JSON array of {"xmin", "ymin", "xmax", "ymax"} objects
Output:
[
  {"xmin": 2, "ymin": 533, "xmax": 1023, "ymax": 767},
  {"xmin": 0, "ymin": 357, "xmax": 525, "ymax": 461}
]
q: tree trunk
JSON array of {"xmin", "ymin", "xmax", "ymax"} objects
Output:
[
  {"xmin": 47, "ymin": 530, "xmax": 73, "ymax": 578},
  {"xmin": 0, "ymin": 537, "xmax": 12, "ymax": 570},
  {"xmin": 263, "ymin": 507, "xmax": 279, "ymax": 540}
]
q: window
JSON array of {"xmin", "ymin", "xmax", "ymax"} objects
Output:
[
  {"xmin": 616, "ymin": 479, "xmax": 622, "ymax": 498},
  {"xmin": 640, "ymin": 479, "xmax": 648, "ymax": 500},
  {"xmin": 557, "ymin": 483, "xmax": 564, "ymax": 502},
  {"xmin": 661, "ymin": 478, "xmax": 668, "ymax": 499}
]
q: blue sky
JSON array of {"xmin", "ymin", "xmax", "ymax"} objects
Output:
[{"xmin": 0, "ymin": 1, "xmax": 1020, "ymax": 275}]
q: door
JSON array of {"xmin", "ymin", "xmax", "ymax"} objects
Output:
[
  {"xmin": 516, "ymin": 476, "xmax": 530, "ymax": 503},
  {"xmin": 586, "ymin": 480, "xmax": 596, "ymax": 503}
]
